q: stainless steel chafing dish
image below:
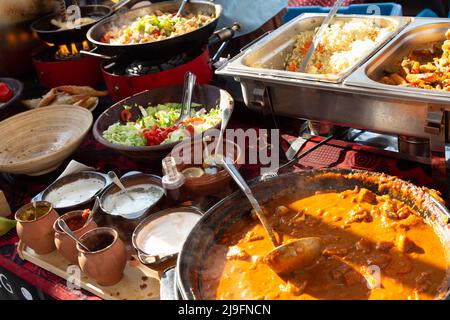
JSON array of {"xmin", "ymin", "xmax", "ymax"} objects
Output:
[
  {"xmin": 222, "ymin": 13, "xmax": 410, "ymax": 83},
  {"xmin": 217, "ymin": 14, "xmax": 450, "ymax": 186}
]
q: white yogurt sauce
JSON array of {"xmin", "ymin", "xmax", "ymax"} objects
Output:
[
  {"xmin": 136, "ymin": 211, "xmax": 200, "ymax": 256},
  {"xmin": 45, "ymin": 179, "xmax": 104, "ymax": 208},
  {"xmin": 103, "ymin": 184, "xmax": 164, "ymax": 216}
]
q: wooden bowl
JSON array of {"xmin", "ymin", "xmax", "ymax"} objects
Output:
[
  {"xmin": 93, "ymin": 84, "xmax": 234, "ymax": 163},
  {"xmin": 0, "ymin": 105, "xmax": 93, "ymax": 175}
]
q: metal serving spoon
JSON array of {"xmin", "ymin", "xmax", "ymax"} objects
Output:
[
  {"xmin": 221, "ymin": 157, "xmax": 279, "ymax": 246},
  {"xmin": 221, "ymin": 157, "xmax": 322, "ymax": 274},
  {"xmin": 175, "ymin": 0, "xmax": 189, "ymax": 19},
  {"xmin": 203, "ymin": 107, "xmax": 232, "ymax": 167},
  {"xmin": 298, "ymin": 0, "xmax": 344, "ymax": 72},
  {"xmin": 175, "ymin": 72, "xmax": 196, "ymax": 125},
  {"xmin": 82, "ymin": 196, "xmax": 99, "ymax": 228},
  {"xmin": 108, "ymin": 171, "xmax": 135, "ymax": 201},
  {"xmin": 58, "ymin": 219, "xmax": 91, "ymax": 252},
  {"xmin": 214, "ymin": 107, "xmax": 232, "ymax": 157}
]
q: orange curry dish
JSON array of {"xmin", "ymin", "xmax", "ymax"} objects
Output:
[{"xmin": 201, "ymin": 187, "xmax": 448, "ymax": 300}]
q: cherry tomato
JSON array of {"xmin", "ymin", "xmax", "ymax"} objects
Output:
[{"xmin": 0, "ymin": 82, "xmax": 13, "ymax": 103}]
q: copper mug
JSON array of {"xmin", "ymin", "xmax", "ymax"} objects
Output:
[
  {"xmin": 53, "ymin": 210, "xmax": 97, "ymax": 265},
  {"xmin": 15, "ymin": 201, "xmax": 58, "ymax": 254},
  {"xmin": 77, "ymin": 227, "xmax": 127, "ymax": 286}
]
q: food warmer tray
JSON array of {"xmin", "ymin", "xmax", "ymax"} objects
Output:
[
  {"xmin": 221, "ymin": 13, "xmax": 410, "ymax": 84},
  {"xmin": 216, "ymin": 15, "xmax": 450, "ymax": 185},
  {"xmin": 217, "ymin": 15, "xmax": 450, "ymax": 135}
]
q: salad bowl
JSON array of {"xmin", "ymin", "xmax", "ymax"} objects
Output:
[{"xmin": 93, "ymin": 84, "xmax": 234, "ymax": 163}]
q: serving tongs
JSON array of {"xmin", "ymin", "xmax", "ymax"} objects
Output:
[
  {"xmin": 175, "ymin": 72, "xmax": 197, "ymax": 125},
  {"xmin": 298, "ymin": 0, "xmax": 345, "ymax": 73},
  {"xmin": 221, "ymin": 157, "xmax": 322, "ymax": 274}
]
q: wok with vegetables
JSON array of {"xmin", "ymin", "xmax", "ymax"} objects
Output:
[
  {"xmin": 102, "ymin": 11, "xmax": 214, "ymax": 45},
  {"xmin": 87, "ymin": 1, "xmax": 222, "ymax": 58},
  {"xmin": 103, "ymin": 102, "xmax": 221, "ymax": 146}
]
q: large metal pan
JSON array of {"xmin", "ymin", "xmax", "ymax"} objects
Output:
[
  {"xmin": 176, "ymin": 168, "xmax": 450, "ymax": 300},
  {"xmin": 30, "ymin": 2, "xmax": 130, "ymax": 45},
  {"xmin": 86, "ymin": 0, "xmax": 222, "ymax": 59}
]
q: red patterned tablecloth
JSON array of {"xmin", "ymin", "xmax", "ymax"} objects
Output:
[
  {"xmin": 0, "ymin": 108, "xmax": 442, "ymax": 300},
  {"xmin": 288, "ymin": 0, "xmax": 364, "ymax": 7}
]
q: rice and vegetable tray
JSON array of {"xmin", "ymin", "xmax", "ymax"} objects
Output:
[
  {"xmin": 285, "ymin": 19, "xmax": 394, "ymax": 75},
  {"xmin": 103, "ymin": 103, "xmax": 221, "ymax": 147},
  {"xmin": 102, "ymin": 10, "xmax": 215, "ymax": 45}
]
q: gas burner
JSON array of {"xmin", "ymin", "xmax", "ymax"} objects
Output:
[
  {"xmin": 102, "ymin": 47, "xmax": 213, "ymax": 102},
  {"xmin": 33, "ymin": 41, "xmax": 94, "ymax": 63},
  {"xmin": 32, "ymin": 42, "xmax": 103, "ymax": 88},
  {"xmin": 125, "ymin": 60, "xmax": 163, "ymax": 76},
  {"xmin": 107, "ymin": 48, "xmax": 204, "ymax": 77},
  {"xmin": 55, "ymin": 41, "xmax": 93, "ymax": 61}
]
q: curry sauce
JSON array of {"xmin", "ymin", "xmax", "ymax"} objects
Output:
[{"xmin": 201, "ymin": 187, "xmax": 448, "ymax": 300}]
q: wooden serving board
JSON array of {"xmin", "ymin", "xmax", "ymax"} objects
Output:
[{"xmin": 19, "ymin": 244, "xmax": 160, "ymax": 300}]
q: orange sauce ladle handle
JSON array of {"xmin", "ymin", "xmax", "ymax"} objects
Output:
[{"xmin": 221, "ymin": 156, "xmax": 279, "ymax": 247}]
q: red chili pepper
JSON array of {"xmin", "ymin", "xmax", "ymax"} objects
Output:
[
  {"xmin": 120, "ymin": 109, "xmax": 132, "ymax": 122},
  {"xmin": 0, "ymin": 82, "xmax": 13, "ymax": 103}
]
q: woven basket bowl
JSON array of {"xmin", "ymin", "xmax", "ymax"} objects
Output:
[{"xmin": 0, "ymin": 105, "xmax": 93, "ymax": 176}]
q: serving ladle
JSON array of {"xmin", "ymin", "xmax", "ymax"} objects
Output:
[
  {"xmin": 204, "ymin": 106, "xmax": 232, "ymax": 167},
  {"xmin": 298, "ymin": 0, "xmax": 344, "ymax": 72},
  {"xmin": 108, "ymin": 171, "xmax": 135, "ymax": 201},
  {"xmin": 175, "ymin": 0, "xmax": 189, "ymax": 19},
  {"xmin": 58, "ymin": 219, "xmax": 91, "ymax": 252},
  {"xmin": 221, "ymin": 157, "xmax": 322, "ymax": 274}
]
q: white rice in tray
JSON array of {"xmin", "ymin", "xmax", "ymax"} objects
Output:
[{"xmin": 285, "ymin": 19, "xmax": 394, "ymax": 75}]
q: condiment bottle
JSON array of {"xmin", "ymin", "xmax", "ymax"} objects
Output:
[{"xmin": 162, "ymin": 157, "xmax": 186, "ymax": 205}]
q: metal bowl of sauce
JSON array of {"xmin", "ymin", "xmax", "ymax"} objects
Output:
[
  {"xmin": 132, "ymin": 206, "xmax": 203, "ymax": 268},
  {"xmin": 100, "ymin": 173, "xmax": 165, "ymax": 220},
  {"xmin": 41, "ymin": 171, "xmax": 110, "ymax": 212}
]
